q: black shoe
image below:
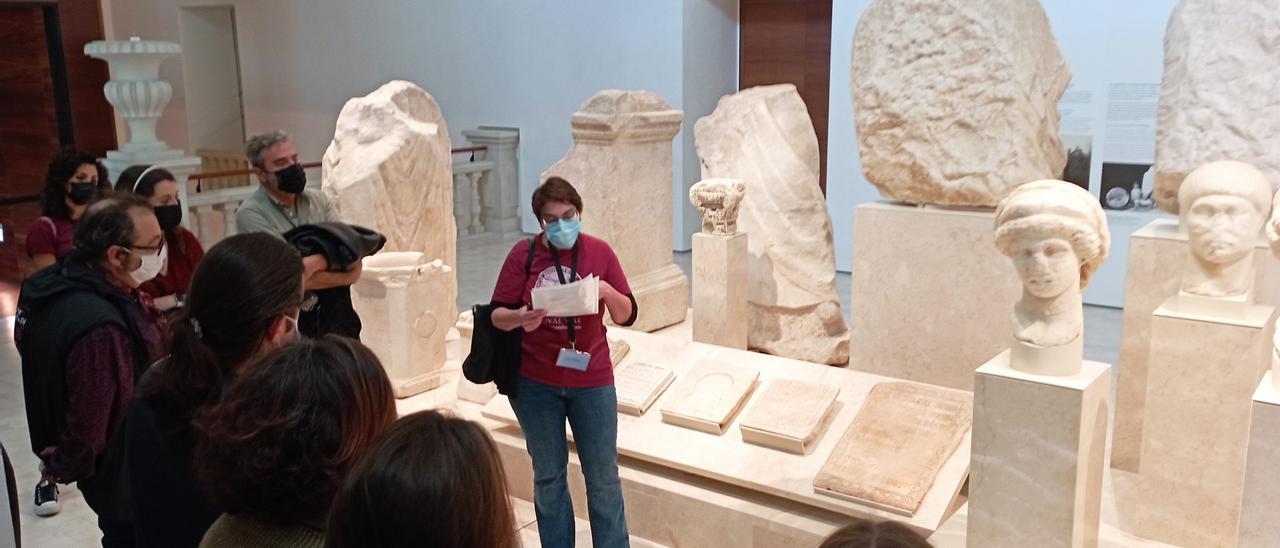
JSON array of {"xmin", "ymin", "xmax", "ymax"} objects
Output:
[{"xmin": 34, "ymin": 479, "xmax": 60, "ymax": 517}]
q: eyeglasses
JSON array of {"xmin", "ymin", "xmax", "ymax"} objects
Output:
[
  {"xmin": 121, "ymin": 241, "xmax": 165, "ymax": 257},
  {"xmin": 540, "ymin": 212, "xmax": 578, "ymax": 225}
]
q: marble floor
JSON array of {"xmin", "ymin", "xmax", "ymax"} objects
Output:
[{"xmin": 0, "ymin": 231, "xmax": 1123, "ymax": 547}]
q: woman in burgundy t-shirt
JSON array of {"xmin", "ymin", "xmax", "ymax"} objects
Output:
[
  {"xmin": 116, "ymin": 165, "xmax": 206, "ymax": 314},
  {"xmin": 490, "ymin": 177, "xmax": 636, "ymax": 548},
  {"xmin": 26, "ymin": 149, "xmax": 109, "ymax": 272}
]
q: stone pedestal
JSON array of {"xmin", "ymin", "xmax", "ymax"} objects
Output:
[
  {"xmin": 462, "ymin": 128, "xmax": 521, "ymax": 234},
  {"xmin": 851, "ymin": 202, "xmax": 1021, "ymax": 391},
  {"xmin": 1240, "ymin": 371, "xmax": 1280, "ymax": 547},
  {"xmin": 1111, "ymin": 218, "xmax": 1280, "ymax": 471},
  {"xmin": 352, "ymin": 252, "xmax": 452, "ymax": 398},
  {"xmin": 543, "ymin": 90, "xmax": 688, "ymax": 333},
  {"xmin": 1132, "ymin": 298, "xmax": 1275, "ymax": 547},
  {"xmin": 692, "ymin": 232, "xmax": 748, "ymax": 349},
  {"xmin": 968, "ymin": 351, "xmax": 1109, "ymax": 548}
]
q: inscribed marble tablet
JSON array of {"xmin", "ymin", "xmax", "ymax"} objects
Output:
[
  {"xmin": 740, "ymin": 379, "xmax": 838, "ymax": 443},
  {"xmin": 814, "ymin": 382, "xmax": 972, "ymax": 515},
  {"xmin": 660, "ymin": 360, "xmax": 760, "ymax": 433}
]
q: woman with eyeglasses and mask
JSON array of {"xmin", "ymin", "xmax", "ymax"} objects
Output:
[
  {"xmin": 488, "ymin": 176, "xmax": 637, "ymax": 548},
  {"xmin": 27, "ymin": 148, "xmax": 110, "ymax": 271},
  {"xmin": 116, "ymin": 164, "xmax": 206, "ymax": 313},
  {"xmin": 125, "ymin": 233, "xmax": 305, "ymax": 548}
]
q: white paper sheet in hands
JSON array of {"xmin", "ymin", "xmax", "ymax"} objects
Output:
[{"xmin": 531, "ymin": 275, "xmax": 599, "ymax": 317}]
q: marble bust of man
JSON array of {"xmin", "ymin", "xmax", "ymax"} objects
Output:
[
  {"xmin": 994, "ymin": 180, "xmax": 1110, "ymax": 347},
  {"xmin": 1178, "ymin": 160, "xmax": 1274, "ymax": 298}
]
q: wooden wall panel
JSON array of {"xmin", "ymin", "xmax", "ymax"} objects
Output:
[
  {"xmin": 740, "ymin": 0, "xmax": 833, "ymax": 193},
  {"xmin": 57, "ymin": 0, "xmax": 115, "ymax": 157}
]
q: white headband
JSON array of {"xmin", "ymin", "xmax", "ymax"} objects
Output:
[{"xmin": 133, "ymin": 164, "xmax": 164, "ymax": 192}]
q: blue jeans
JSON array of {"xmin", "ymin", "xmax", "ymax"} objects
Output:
[{"xmin": 510, "ymin": 377, "xmax": 629, "ymax": 548}]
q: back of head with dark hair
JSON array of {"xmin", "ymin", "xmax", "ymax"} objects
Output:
[
  {"xmin": 532, "ymin": 176, "xmax": 584, "ymax": 220},
  {"xmin": 326, "ymin": 410, "xmax": 518, "ymax": 548},
  {"xmin": 194, "ymin": 335, "xmax": 397, "ymax": 526},
  {"xmin": 140, "ymin": 232, "xmax": 304, "ymax": 435},
  {"xmin": 819, "ymin": 519, "xmax": 933, "ymax": 548},
  {"xmin": 69, "ymin": 194, "xmax": 153, "ymax": 263},
  {"xmin": 41, "ymin": 148, "xmax": 105, "ymax": 219}
]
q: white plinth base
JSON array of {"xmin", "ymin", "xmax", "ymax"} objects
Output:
[
  {"xmin": 1112, "ymin": 219, "xmax": 1280, "ymax": 472},
  {"xmin": 850, "ymin": 202, "xmax": 1020, "ymax": 391},
  {"xmin": 1132, "ymin": 298, "xmax": 1275, "ymax": 547},
  {"xmin": 1008, "ymin": 335, "xmax": 1084, "ymax": 377},
  {"xmin": 1240, "ymin": 372, "xmax": 1280, "ymax": 547},
  {"xmin": 968, "ymin": 351, "xmax": 1110, "ymax": 548},
  {"xmin": 692, "ymin": 232, "xmax": 748, "ymax": 349}
]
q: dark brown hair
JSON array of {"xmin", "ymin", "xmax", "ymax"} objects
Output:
[
  {"xmin": 532, "ymin": 176, "xmax": 583, "ymax": 220},
  {"xmin": 194, "ymin": 335, "xmax": 397, "ymax": 526},
  {"xmin": 114, "ymin": 164, "xmax": 189, "ymax": 254},
  {"xmin": 140, "ymin": 233, "xmax": 304, "ymax": 436},
  {"xmin": 40, "ymin": 147, "xmax": 108, "ymax": 219},
  {"xmin": 326, "ymin": 410, "xmax": 518, "ymax": 548},
  {"xmin": 819, "ymin": 520, "xmax": 932, "ymax": 548},
  {"xmin": 68, "ymin": 194, "xmax": 153, "ymax": 264}
]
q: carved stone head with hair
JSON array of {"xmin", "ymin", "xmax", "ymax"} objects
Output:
[
  {"xmin": 1178, "ymin": 160, "xmax": 1273, "ymax": 297},
  {"xmin": 994, "ymin": 180, "xmax": 1110, "ymax": 346}
]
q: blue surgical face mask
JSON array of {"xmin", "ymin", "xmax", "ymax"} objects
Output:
[{"xmin": 545, "ymin": 217, "xmax": 581, "ymax": 249}]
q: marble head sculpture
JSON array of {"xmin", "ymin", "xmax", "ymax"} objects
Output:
[
  {"xmin": 1177, "ymin": 160, "xmax": 1273, "ymax": 298},
  {"xmin": 994, "ymin": 180, "xmax": 1110, "ymax": 347},
  {"xmin": 689, "ymin": 178, "xmax": 746, "ymax": 236}
]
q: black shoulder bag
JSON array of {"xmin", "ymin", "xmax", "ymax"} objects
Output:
[{"xmin": 462, "ymin": 238, "xmax": 538, "ymax": 396}]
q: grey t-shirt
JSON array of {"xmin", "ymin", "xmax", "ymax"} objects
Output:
[{"xmin": 235, "ymin": 186, "xmax": 336, "ymax": 236}]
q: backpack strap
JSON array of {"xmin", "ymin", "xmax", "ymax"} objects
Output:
[{"xmin": 524, "ymin": 237, "xmax": 537, "ymax": 280}]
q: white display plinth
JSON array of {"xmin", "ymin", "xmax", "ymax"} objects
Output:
[
  {"xmin": 1132, "ymin": 298, "xmax": 1275, "ymax": 547},
  {"xmin": 1111, "ymin": 219, "xmax": 1280, "ymax": 471},
  {"xmin": 692, "ymin": 232, "xmax": 748, "ymax": 349},
  {"xmin": 481, "ymin": 328, "xmax": 971, "ymax": 535},
  {"xmin": 1240, "ymin": 372, "xmax": 1280, "ymax": 546},
  {"xmin": 968, "ymin": 351, "xmax": 1110, "ymax": 548},
  {"xmin": 850, "ymin": 202, "xmax": 1020, "ymax": 391}
]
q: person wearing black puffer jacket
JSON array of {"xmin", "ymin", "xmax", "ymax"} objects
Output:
[{"xmin": 15, "ymin": 196, "xmax": 167, "ymax": 547}]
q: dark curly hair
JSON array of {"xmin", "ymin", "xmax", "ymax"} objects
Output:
[
  {"xmin": 532, "ymin": 176, "xmax": 583, "ymax": 222},
  {"xmin": 327, "ymin": 411, "xmax": 518, "ymax": 548},
  {"xmin": 40, "ymin": 148, "xmax": 109, "ymax": 219},
  {"xmin": 194, "ymin": 335, "xmax": 396, "ymax": 526}
]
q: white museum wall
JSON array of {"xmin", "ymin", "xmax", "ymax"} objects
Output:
[
  {"xmin": 826, "ymin": 0, "xmax": 1180, "ymax": 307},
  {"xmin": 103, "ymin": 0, "xmax": 739, "ymax": 249}
]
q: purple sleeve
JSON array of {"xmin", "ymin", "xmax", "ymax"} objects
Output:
[
  {"xmin": 25, "ymin": 218, "xmax": 56, "ymax": 258},
  {"xmin": 48, "ymin": 325, "xmax": 134, "ymax": 482}
]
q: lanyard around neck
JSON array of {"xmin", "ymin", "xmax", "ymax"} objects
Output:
[{"xmin": 548, "ymin": 240, "xmax": 581, "ymax": 345}]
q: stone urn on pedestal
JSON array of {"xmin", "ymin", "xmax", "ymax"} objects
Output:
[
  {"xmin": 352, "ymin": 252, "xmax": 452, "ymax": 398},
  {"xmin": 85, "ymin": 37, "xmax": 200, "ymax": 222}
]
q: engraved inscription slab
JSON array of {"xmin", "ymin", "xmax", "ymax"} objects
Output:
[
  {"xmin": 814, "ymin": 382, "xmax": 973, "ymax": 516},
  {"xmin": 660, "ymin": 360, "xmax": 760, "ymax": 434},
  {"xmin": 615, "ymin": 362, "xmax": 675, "ymax": 416},
  {"xmin": 739, "ymin": 379, "xmax": 839, "ymax": 454}
]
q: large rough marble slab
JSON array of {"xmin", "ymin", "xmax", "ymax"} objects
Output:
[
  {"xmin": 1153, "ymin": 0, "xmax": 1280, "ymax": 213},
  {"xmin": 660, "ymin": 360, "xmax": 760, "ymax": 435},
  {"xmin": 814, "ymin": 382, "xmax": 973, "ymax": 516},
  {"xmin": 694, "ymin": 84, "xmax": 850, "ymax": 365},
  {"xmin": 851, "ymin": 0, "xmax": 1071, "ymax": 206},
  {"xmin": 543, "ymin": 90, "xmax": 689, "ymax": 333},
  {"xmin": 322, "ymin": 80, "xmax": 457, "ymax": 319}
]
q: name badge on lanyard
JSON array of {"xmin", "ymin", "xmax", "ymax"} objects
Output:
[{"xmin": 556, "ymin": 347, "xmax": 591, "ymax": 371}]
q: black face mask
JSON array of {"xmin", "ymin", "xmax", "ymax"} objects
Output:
[
  {"xmin": 68, "ymin": 182, "xmax": 98, "ymax": 205},
  {"xmin": 155, "ymin": 204, "xmax": 183, "ymax": 231},
  {"xmin": 273, "ymin": 163, "xmax": 307, "ymax": 194}
]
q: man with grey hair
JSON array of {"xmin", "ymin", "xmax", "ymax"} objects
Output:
[{"xmin": 237, "ymin": 130, "xmax": 361, "ymax": 291}]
